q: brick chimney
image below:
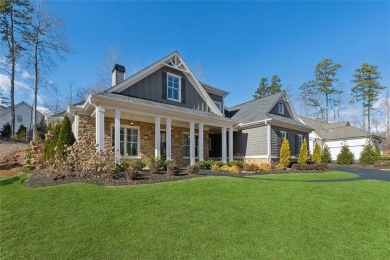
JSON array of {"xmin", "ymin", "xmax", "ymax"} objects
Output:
[{"xmin": 112, "ymin": 64, "xmax": 126, "ymax": 86}]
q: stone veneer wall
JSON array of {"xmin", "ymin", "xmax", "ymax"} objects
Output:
[{"xmin": 78, "ymin": 115, "xmax": 209, "ymax": 167}]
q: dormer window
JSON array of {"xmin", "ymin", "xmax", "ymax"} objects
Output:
[
  {"xmin": 213, "ymin": 101, "xmax": 222, "ymax": 111},
  {"xmin": 167, "ymin": 73, "xmax": 181, "ymax": 102},
  {"xmin": 278, "ymin": 102, "xmax": 284, "ymax": 114}
]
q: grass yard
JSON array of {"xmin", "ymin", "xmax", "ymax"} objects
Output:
[{"xmin": 1, "ymin": 171, "xmax": 389, "ymax": 259}]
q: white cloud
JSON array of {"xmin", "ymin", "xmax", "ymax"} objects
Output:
[
  {"xmin": 37, "ymin": 106, "xmax": 53, "ymax": 116},
  {"xmin": 373, "ymin": 97, "xmax": 390, "ymax": 110},
  {"xmin": 21, "ymin": 70, "xmax": 34, "ymax": 80}
]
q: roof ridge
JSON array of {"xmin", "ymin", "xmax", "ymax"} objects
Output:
[{"xmin": 230, "ymin": 91, "xmax": 284, "ymax": 109}]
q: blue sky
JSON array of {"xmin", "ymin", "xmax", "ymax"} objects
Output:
[{"xmin": 2, "ymin": 1, "xmax": 390, "ymax": 121}]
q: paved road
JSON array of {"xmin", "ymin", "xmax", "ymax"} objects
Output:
[{"xmin": 329, "ymin": 165, "xmax": 390, "ymax": 182}]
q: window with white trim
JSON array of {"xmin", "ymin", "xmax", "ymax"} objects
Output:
[
  {"xmin": 167, "ymin": 73, "xmax": 181, "ymax": 102},
  {"xmin": 214, "ymin": 101, "xmax": 222, "ymax": 111},
  {"xmin": 278, "ymin": 102, "xmax": 284, "ymax": 114},
  {"xmin": 17, "ymin": 115, "xmax": 22, "ymax": 123},
  {"xmin": 183, "ymin": 134, "xmax": 199, "ymax": 158},
  {"xmin": 281, "ymin": 131, "xmax": 287, "ymax": 140},
  {"xmin": 297, "ymin": 134, "xmax": 303, "ymax": 151},
  {"xmin": 111, "ymin": 126, "xmax": 139, "ymax": 157}
]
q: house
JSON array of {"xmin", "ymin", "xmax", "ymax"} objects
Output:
[
  {"xmin": 299, "ymin": 116, "xmax": 384, "ymax": 162},
  {"xmin": 66, "ymin": 51, "xmax": 312, "ymax": 166},
  {"xmin": 0, "ymin": 101, "xmax": 45, "ymax": 134}
]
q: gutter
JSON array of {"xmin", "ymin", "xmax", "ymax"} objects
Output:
[{"xmin": 238, "ymin": 118, "xmax": 272, "ymax": 128}]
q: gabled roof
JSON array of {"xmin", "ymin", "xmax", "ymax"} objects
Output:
[
  {"xmin": 225, "ymin": 92, "xmax": 311, "ymax": 129},
  {"xmin": 105, "ymin": 51, "xmax": 223, "ymax": 115},
  {"xmin": 201, "ymin": 82, "xmax": 229, "ymax": 96},
  {"xmin": 299, "ymin": 116, "xmax": 383, "ymax": 140},
  {"xmin": 0, "ymin": 101, "xmax": 45, "ymax": 117}
]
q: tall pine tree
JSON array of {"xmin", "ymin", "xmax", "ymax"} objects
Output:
[
  {"xmin": 351, "ymin": 63, "xmax": 385, "ymax": 132},
  {"xmin": 253, "ymin": 77, "xmax": 268, "ymax": 99},
  {"xmin": 312, "ymin": 59, "xmax": 342, "ymax": 123},
  {"xmin": 253, "ymin": 75, "xmax": 282, "ymax": 99}
]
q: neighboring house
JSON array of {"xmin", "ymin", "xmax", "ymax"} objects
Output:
[
  {"xmin": 65, "ymin": 51, "xmax": 312, "ymax": 166},
  {"xmin": 0, "ymin": 101, "xmax": 45, "ymax": 134},
  {"xmin": 299, "ymin": 116, "xmax": 384, "ymax": 162}
]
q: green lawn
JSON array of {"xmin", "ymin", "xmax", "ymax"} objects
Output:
[{"xmin": 1, "ymin": 172, "xmax": 389, "ymax": 259}]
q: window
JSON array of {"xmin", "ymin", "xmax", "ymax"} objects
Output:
[
  {"xmin": 281, "ymin": 131, "xmax": 287, "ymax": 140},
  {"xmin": 297, "ymin": 134, "xmax": 303, "ymax": 151},
  {"xmin": 17, "ymin": 115, "xmax": 22, "ymax": 123},
  {"xmin": 214, "ymin": 101, "xmax": 222, "ymax": 111},
  {"xmin": 111, "ymin": 126, "xmax": 139, "ymax": 157},
  {"xmin": 278, "ymin": 102, "xmax": 284, "ymax": 114},
  {"xmin": 167, "ymin": 73, "xmax": 181, "ymax": 102},
  {"xmin": 183, "ymin": 134, "xmax": 199, "ymax": 158}
]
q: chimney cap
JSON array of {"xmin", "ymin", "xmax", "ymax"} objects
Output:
[{"xmin": 112, "ymin": 64, "xmax": 126, "ymax": 73}]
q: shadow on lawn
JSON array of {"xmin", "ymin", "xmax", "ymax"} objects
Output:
[{"xmin": 0, "ymin": 175, "xmax": 23, "ymax": 186}]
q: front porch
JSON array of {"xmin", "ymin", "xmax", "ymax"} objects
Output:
[{"xmin": 71, "ymin": 101, "xmax": 234, "ymax": 167}]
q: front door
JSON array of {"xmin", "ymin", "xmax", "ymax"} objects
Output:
[{"xmin": 160, "ymin": 131, "xmax": 166, "ymax": 160}]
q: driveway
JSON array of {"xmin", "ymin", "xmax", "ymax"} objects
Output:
[{"xmin": 327, "ymin": 165, "xmax": 390, "ymax": 182}]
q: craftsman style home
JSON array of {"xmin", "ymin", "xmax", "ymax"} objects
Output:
[{"xmin": 66, "ymin": 51, "xmax": 312, "ymax": 166}]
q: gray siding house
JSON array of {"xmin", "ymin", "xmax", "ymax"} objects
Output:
[{"xmin": 66, "ymin": 51, "xmax": 312, "ymax": 165}]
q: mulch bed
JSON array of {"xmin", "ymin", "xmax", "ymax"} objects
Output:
[{"xmin": 25, "ymin": 169, "xmax": 204, "ymax": 187}]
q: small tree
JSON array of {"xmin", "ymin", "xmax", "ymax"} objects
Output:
[
  {"xmin": 359, "ymin": 142, "xmax": 377, "ymax": 164},
  {"xmin": 321, "ymin": 144, "xmax": 332, "ymax": 163},
  {"xmin": 43, "ymin": 123, "xmax": 61, "ymax": 162},
  {"xmin": 337, "ymin": 144, "xmax": 354, "ymax": 164},
  {"xmin": 298, "ymin": 138, "xmax": 308, "ymax": 165},
  {"xmin": 374, "ymin": 144, "xmax": 381, "ymax": 160},
  {"xmin": 279, "ymin": 138, "xmax": 291, "ymax": 167},
  {"xmin": 0, "ymin": 123, "xmax": 11, "ymax": 137},
  {"xmin": 57, "ymin": 115, "xmax": 75, "ymax": 157},
  {"xmin": 312, "ymin": 143, "xmax": 322, "ymax": 163},
  {"xmin": 16, "ymin": 124, "xmax": 27, "ymax": 139}
]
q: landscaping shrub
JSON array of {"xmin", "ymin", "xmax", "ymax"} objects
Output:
[
  {"xmin": 321, "ymin": 144, "xmax": 332, "ymax": 163},
  {"xmin": 275, "ymin": 163, "xmax": 285, "ymax": 171},
  {"xmin": 57, "ymin": 115, "xmax": 75, "ymax": 157},
  {"xmin": 186, "ymin": 164, "xmax": 199, "ymax": 175},
  {"xmin": 227, "ymin": 160, "xmax": 244, "ymax": 169},
  {"xmin": 298, "ymin": 138, "xmax": 309, "ymax": 165},
  {"xmin": 162, "ymin": 159, "xmax": 176, "ymax": 170},
  {"xmin": 125, "ymin": 168, "xmax": 141, "ymax": 180},
  {"xmin": 220, "ymin": 165, "xmax": 231, "ymax": 172},
  {"xmin": 13, "ymin": 124, "xmax": 27, "ymax": 141},
  {"xmin": 43, "ymin": 123, "xmax": 61, "ymax": 162},
  {"xmin": 129, "ymin": 160, "xmax": 145, "ymax": 171},
  {"xmin": 381, "ymin": 156, "xmax": 390, "ymax": 160},
  {"xmin": 167, "ymin": 163, "xmax": 180, "ymax": 176},
  {"xmin": 228, "ymin": 165, "xmax": 241, "ymax": 174},
  {"xmin": 0, "ymin": 123, "xmax": 11, "ymax": 137},
  {"xmin": 147, "ymin": 157, "xmax": 162, "ymax": 174},
  {"xmin": 196, "ymin": 160, "xmax": 210, "ymax": 170},
  {"xmin": 213, "ymin": 160, "xmax": 225, "ymax": 168},
  {"xmin": 312, "ymin": 143, "xmax": 322, "ymax": 163},
  {"xmin": 258, "ymin": 162, "xmax": 272, "ymax": 172},
  {"xmin": 116, "ymin": 161, "xmax": 130, "ymax": 172},
  {"xmin": 280, "ymin": 138, "xmax": 291, "ymax": 167},
  {"xmin": 210, "ymin": 164, "xmax": 220, "ymax": 171},
  {"xmin": 360, "ymin": 142, "xmax": 378, "ymax": 164},
  {"xmin": 244, "ymin": 162, "xmax": 258, "ymax": 171},
  {"xmin": 374, "ymin": 144, "xmax": 381, "ymax": 160},
  {"xmin": 337, "ymin": 145, "xmax": 354, "ymax": 164}
]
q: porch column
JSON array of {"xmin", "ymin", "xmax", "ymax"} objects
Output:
[
  {"xmin": 155, "ymin": 117, "xmax": 161, "ymax": 158},
  {"xmin": 190, "ymin": 121, "xmax": 195, "ymax": 165},
  {"xmin": 198, "ymin": 123, "xmax": 204, "ymax": 161},
  {"xmin": 229, "ymin": 127, "xmax": 233, "ymax": 162},
  {"xmin": 74, "ymin": 114, "xmax": 79, "ymax": 141},
  {"xmin": 166, "ymin": 118, "xmax": 172, "ymax": 160},
  {"xmin": 95, "ymin": 106, "xmax": 105, "ymax": 152},
  {"xmin": 221, "ymin": 126, "xmax": 227, "ymax": 163},
  {"xmin": 114, "ymin": 110, "xmax": 121, "ymax": 163}
]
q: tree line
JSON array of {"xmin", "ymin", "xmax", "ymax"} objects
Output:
[{"xmin": 253, "ymin": 58, "xmax": 387, "ymax": 133}]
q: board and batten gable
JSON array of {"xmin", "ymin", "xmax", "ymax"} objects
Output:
[
  {"xmin": 271, "ymin": 126, "xmax": 309, "ymax": 156},
  {"xmin": 119, "ymin": 66, "xmax": 211, "ymax": 112},
  {"xmin": 269, "ymin": 100, "xmax": 292, "ymax": 118},
  {"xmin": 233, "ymin": 126, "xmax": 268, "ymax": 157}
]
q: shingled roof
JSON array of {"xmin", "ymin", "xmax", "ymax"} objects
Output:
[
  {"xmin": 299, "ymin": 116, "xmax": 383, "ymax": 140},
  {"xmin": 225, "ymin": 92, "xmax": 311, "ymax": 129}
]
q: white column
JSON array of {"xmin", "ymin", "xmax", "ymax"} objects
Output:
[
  {"xmin": 222, "ymin": 127, "xmax": 227, "ymax": 163},
  {"xmin": 229, "ymin": 127, "xmax": 233, "ymax": 162},
  {"xmin": 198, "ymin": 123, "xmax": 204, "ymax": 161},
  {"xmin": 190, "ymin": 121, "xmax": 195, "ymax": 165},
  {"xmin": 95, "ymin": 106, "xmax": 105, "ymax": 151},
  {"xmin": 114, "ymin": 110, "xmax": 121, "ymax": 163},
  {"xmin": 267, "ymin": 124, "xmax": 271, "ymax": 163},
  {"xmin": 74, "ymin": 114, "xmax": 79, "ymax": 141},
  {"xmin": 166, "ymin": 118, "xmax": 172, "ymax": 160},
  {"xmin": 155, "ymin": 117, "xmax": 161, "ymax": 158}
]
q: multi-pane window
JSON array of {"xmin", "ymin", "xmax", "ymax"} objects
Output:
[
  {"xmin": 297, "ymin": 134, "xmax": 303, "ymax": 151},
  {"xmin": 182, "ymin": 134, "xmax": 199, "ymax": 157},
  {"xmin": 278, "ymin": 102, "xmax": 284, "ymax": 114},
  {"xmin": 214, "ymin": 101, "xmax": 222, "ymax": 111},
  {"xmin": 111, "ymin": 126, "xmax": 139, "ymax": 157},
  {"xmin": 17, "ymin": 115, "xmax": 22, "ymax": 123},
  {"xmin": 167, "ymin": 74, "xmax": 180, "ymax": 101}
]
